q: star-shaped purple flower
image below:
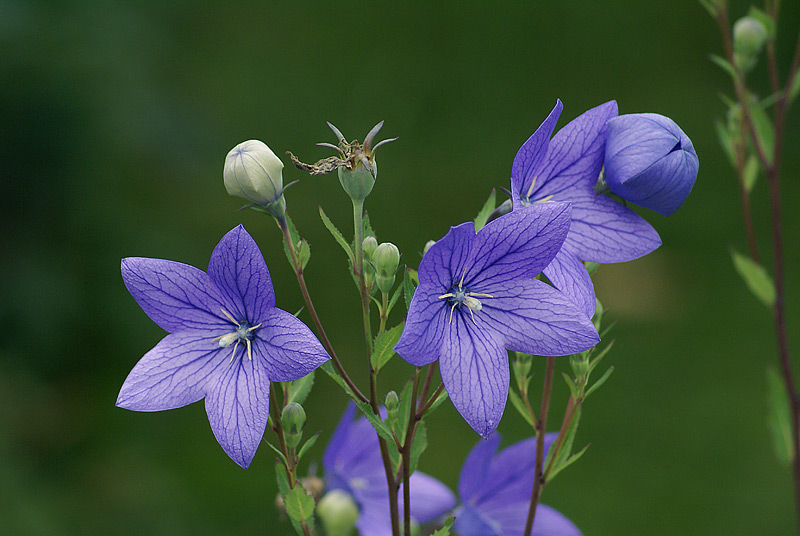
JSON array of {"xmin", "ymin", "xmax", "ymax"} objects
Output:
[
  {"xmin": 323, "ymin": 404, "xmax": 456, "ymax": 536},
  {"xmin": 511, "ymin": 99, "xmax": 662, "ymax": 317},
  {"xmin": 117, "ymin": 225, "xmax": 329, "ymax": 468},
  {"xmin": 395, "ymin": 204, "xmax": 599, "ymax": 437},
  {"xmin": 454, "ymin": 433, "xmax": 582, "ymax": 536}
]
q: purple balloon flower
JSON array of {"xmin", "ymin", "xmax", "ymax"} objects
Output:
[
  {"xmin": 395, "ymin": 204, "xmax": 599, "ymax": 437},
  {"xmin": 323, "ymin": 404, "xmax": 456, "ymax": 536},
  {"xmin": 604, "ymin": 113, "xmax": 699, "ymax": 217},
  {"xmin": 454, "ymin": 433, "xmax": 582, "ymax": 536},
  {"xmin": 117, "ymin": 225, "xmax": 329, "ymax": 468},
  {"xmin": 511, "ymin": 99, "xmax": 662, "ymax": 317}
]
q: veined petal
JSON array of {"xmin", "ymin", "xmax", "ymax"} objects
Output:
[
  {"xmin": 121, "ymin": 257, "xmax": 235, "ymax": 333},
  {"xmin": 480, "ymin": 278, "xmax": 599, "ymax": 356},
  {"xmin": 511, "ymin": 100, "xmax": 563, "ymax": 206},
  {"xmin": 207, "ymin": 225, "xmax": 276, "ymax": 321},
  {"xmin": 439, "ymin": 314, "xmax": 508, "ymax": 437},
  {"xmin": 395, "ymin": 283, "xmax": 448, "ymax": 367},
  {"xmin": 467, "ymin": 203, "xmax": 571, "ymax": 288},
  {"xmin": 565, "ymin": 193, "xmax": 661, "ymax": 262},
  {"xmin": 205, "ymin": 354, "xmax": 271, "ymax": 468},
  {"xmin": 404, "ymin": 472, "xmax": 457, "ymax": 524},
  {"xmin": 458, "ymin": 433, "xmax": 502, "ymax": 499},
  {"xmin": 322, "ymin": 403, "xmax": 358, "ymax": 474},
  {"xmin": 418, "ymin": 223, "xmax": 475, "ymax": 289},
  {"xmin": 254, "ymin": 308, "xmax": 329, "ymax": 382},
  {"xmin": 485, "ymin": 502, "xmax": 583, "ymax": 536},
  {"xmin": 604, "ymin": 113, "xmax": 683, "ymax": 180},
  {"xmin": 534, "ymin": 100, "xmax": 618, "ymax": 201},
  {"xmin": 453, "ymin": 504, "xmax": 502, "ymax": 536},
  {"xmin": 543, "ymin": 248, "xmax": 596, "ymax": 318},
  {"xmin": 116, "ymin": 331, "xmax": 228, "ymax": 411}
]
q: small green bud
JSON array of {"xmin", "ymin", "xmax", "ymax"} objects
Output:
[
  {"xmin": 423, "ymin": 240, "xmax": 436, "ymax": 255},
  {"xmin": 224, "ymin": 140, "xmax": 286, "ymax": 217},
  {"xmin": 733, "ymin": 17, "xmax": 767, "ymax": 73},
  {"xmin": 281, "ymin": 402, "xmax": 306, "ymax": 449},
  {"xmin": 512, "ymin": 352, "xmax": 533, "ymax": 387},
  {"xmin": 374, "ymin": 242, "xmax": 400, "ymax": 293},
  {"xmin": 385, "ymin": 390, "xmax": 399, "ymax": 412},
  {"xmin": 317, "ymin": 490, "xmax": 359, "ymax": 536},
  {"xmin": 363, "ymin": 236, "xmax": 378, "ymax": 260},
  {"xmin": 339, "ymin": 162, "xmax": 376, "ymax": 202}
]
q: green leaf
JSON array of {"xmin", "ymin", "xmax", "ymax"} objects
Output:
[
  {"xmin": 275, "ymin": 463, "xmax": 304, "ymax": 536},
  {"xmin": 319, "ymin": 206, "xmax": 355, "ymax": 265},
  {"xmin": 742, "ymin": 154, "xmax": 759, "ymax": 193},
  {"xmin": 286, "ymin": 371, "xmax": 315, "ymax": 405},
  {"xmin": 423, "ymin": 388, "xmax": 449, "ymax": 417},
  {"xmin": 767, "ymin": 367, "xmax": 793, "ymax": 465},
  {"xmin": 790, "ymin": 70, "xmax": 800, "ymax": 104},
  {"xmin": 746, "ymin": 97, "xmax": 775, "ymax": 163},
  {"xmin": 747, "ymin": 6, "xmax": 775, "ymax": 39},
  {"xmin": 509, "ymin": 389, "xmax": 536, "ymax": 429},
  {"xmin": 709, "ymin": 54, "xmax": 736, "ymax": 80},
  {"xmin": 296, "ymin": 239, "xmax": 311, "ymax": 270},
  {"xmin": 403, "ymin": 269, "xmax": 417, "ymax": 310},
  {"xmin": 730, "ymin": 249, "xmax": 776, "ymax": 307},
  {"xmin": 473, "ymin": 189, "xmax": 497, "ymax": 232},
  {"xmin": 386, "ymin": 280, "xmax": 404, "ymax": 316},
  {"xmin": 296, "ymin": 431, "xmax": 321, "ymax": 462},
  {"xmin": 282, "ymin": 214, "xmax": 302, "ymax": 270},
  {"xmin": 371, "ymin": 323, "xmax": 404, "ymax": 371},
  {"xmin": 408, "ymin": 421, "xmax": 428, "ymax": 475},
  {"xmin": 319, "ymin": 362, "xmax": 395, "ymax": 443},
  {"xmin": 396, "ymin": 380, "xmax": 415, "ymax": 445},
  {"xmin": 431, "ymin": 517, "xmax": 455, "ymax": 536},
  {"xmin": 715, "ymin": 118, "xmax": 736, "ymax": 168},
  {"xmin": 584, "ymin": 366, "xmax": 614, "ymax": 399},
  {"xmin": 285, "ymin": 484, "xmax": 315, "ymax": 524},
  {"xmin": 264, "ymin": 439, "xmax": 288, "ymax": 466}
]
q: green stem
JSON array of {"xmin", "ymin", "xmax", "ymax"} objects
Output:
[
  {"xmin": 277, "ymin": 215, "xmax": 368, "ymax": 404},
  {"xmin": 379, "ymin": 291, "xmax": 389, "ymax": 333},
  {"xmin": 402, "ymin": 368, "xmax": 422, "ymax": 536},
  {"xmin": 523, "ymin": 356, "xmax": 556, "ymax": 536}
]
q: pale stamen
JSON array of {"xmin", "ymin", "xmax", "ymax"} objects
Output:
[{"xmin": 525, "ymin": 176, "xmax": 537, "ymax": 200}]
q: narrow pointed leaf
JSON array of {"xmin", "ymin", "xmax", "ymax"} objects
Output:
[
  {"xmin": 585, "ymin": 366, "xmax": 614, "ymax": 399},
  {"xmin": 431, "ymin": 518, "xmax": 455, "ymax": 536},
  {"xmin": 403, "ymin": 269, "xmax": 417, "ymax": 311},
  {"xmin": 396, "ymin": 379, "xmax": 415, "ymax": 445},
  {"xmin": 709, "ymin": 54, "xmax": 736, "ymax": 80},
  {"xmin": 282, "ymin": 214, "xmax": 303, "ymax": 269},
  {"xmin": 743, "ymin": 154, "xmax": 759, "ymax": 193},
  {"xmin": 731, "ymin": 249, "xmax": 776, "ymax": 307},
  {"xmin": 296, "ymin": 239, "xmax": 311, "ymax": 270},
  {"xmin": 473, "ymin": 189, "xmax": 497, "ymax": 232},
  {"xmin": 508, "ymin": 389, "xmax": 536, "ymax": 429},
  {"xmin": 264, "ymin": 439, "xmax": 289, "ymax": 466},
  {"xmin": 746, "ymin": 98, "xmax": 775, "ymax": 163},
  {"xmin": 767, "ymin": 366, "xmax": 793, "ymax": 465},
  {"xmin": 286, "ymin": 371, "xmax": 315, "ymax": 405},
  {"xmin": 371, "ymin": 322, "xmax": 404, "ymax": 371},
  {"xmin": 424, "ymin": 388, "xmax": 449, "ymax": 417},
  {"xmin": 319, "ymin": 206, "xmax": 355, "ymax": 265},
  {"xmin": 387, "ymin": 281, "xmax": 404, "ymax": 316},
  {"xmin": 715, "ymin": 118, "xmax": 736, "ymax": 168},
  {"xmin": 297, "ymin": 431, "xmax": 321, "ymax": 462},
  {"xmin": 408, "ymin": 421, "xmax": 428, "ymax": 475}
]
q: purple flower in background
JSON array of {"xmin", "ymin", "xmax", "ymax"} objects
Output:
[
  {"xmin": 395, "ymin": 204, "xmax": 599, "ymax": 437},
  {"xmin": 454, "ymin": 434, "xmax": 582, "ymax": 536},
  {"xmin": 117, "ymin": 225, "xmax": 329, "ymax": 468},
  {"xmin": 511, "ymin": 99, "xmax": 662, "ymax": 317},
  {"xmin": 604, "ymin": 113, "xmax": 699, "ymax": 217},
  {"xmin": 322, "ymin": 404, "xmax": 456, "ymax": 536}
]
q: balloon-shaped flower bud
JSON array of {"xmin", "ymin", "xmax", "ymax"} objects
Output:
[
  {"xmin": 422, "ymin": 240, "xmax": 436, "ymax": 256},
  {"xmin": 733, "ymin": 17, "xmax": 767, "ymax": 73},
  {"xmin": 224, "ymin": 140, "xmax": 286, "ymax": 217},
  {"xmin": 317, "ymin": 490, "xmax": 359, "ymax": 536},
  {"xmin": 385, "ymin": 390, "xmax": 400, "ymax": 427},
  {"xmin": 281, "ymin": 402, "xmax": 306, "ymax": 449},
  {"xmin": 603, "ymin": 113, "xmax": 699, "ymax": 217},
  {"xmin": 363, "ymin": 236, "xmax": 378, "ymax": 260},
  {"xmin": 374, "ymin": 242, "xmax": 400, "ymax": 294}
]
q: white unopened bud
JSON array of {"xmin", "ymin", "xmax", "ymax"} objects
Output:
[{"xmin": 224, "ymin": 140, "xmax": 284, "ymax": 207}]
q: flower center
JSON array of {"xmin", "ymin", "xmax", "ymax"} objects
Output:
[
  {"xmin": 520, "ymin": 176, "xmax": 554, "ymax": 207},
  {"xmin": 212, "ymin": 308, "xmax": 262, "ymax": 362},
  {"xmin": 438, "ymin": 270, "xmax": 493, "ymax": 325}
]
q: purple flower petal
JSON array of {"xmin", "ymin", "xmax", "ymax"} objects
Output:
[
  {"xmin": 404, "ymin": 472, "xmax": 457, "ymax": 524},
  {"xmin": 467, "ymin": 203, "xmax": 571, "ymax": 287},
  {"xmin": 543, "ymin": 247, "xmax": 596, "ymax": 318},
  {"xmin": 207, "ymin": 225, "xmax": 275, "ymax": 321},
  {"xmin": 116, "ymin": 331, "xmax": 227, "ymax": 411},
  {"xmin": 457, "ymin": 434, "xmax": 502, "ymax": 499},
  {"xmin": 254, "ymin": 308, "xmax": 329, "ymax": 382},
  {"xmin": 439, "ymin": 314, "xmax": 509, "ymax": 437},
  {"xmin": 480, "ymin": 278, "xmax": 600, "ymax": 357},
  {"xmin": 323, "ymin": 403, "xmax": 358, "ymax": 474},
  {"xmin": 418, "ymin": 222, "xmax": 476, "ymax": 289},
  {"xmin": 121, "ymin": 257, "xmax": 235, "ymax": 333},
  {"xmin": 511, "ymin": 100, "xmax": 564, "ymax": 206},
  {"xmin": 394, "ymin": 284, "xmax": 448, "ymax": 366},
  {"xmin": 486, "ymin": 502, "xmax": 583, "ymax": 536},
  {"xmin": 565, "ymin": 193, "xmax": 661, "ymax": 262},
  {"xmin": 204, "ymin": 353, "xmax": 271, "ymax": 469}
]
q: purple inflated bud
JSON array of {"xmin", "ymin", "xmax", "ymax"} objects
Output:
[{"xmin": 604, "ymin": 113, "xmax": 699, "ymax": 217}]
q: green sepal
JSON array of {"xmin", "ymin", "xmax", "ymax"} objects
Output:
[
  {"xmin": 584, "ymin": 261, "xmax": 600, "ymax": 276},
  {"xmin": 264, "ymin": 439, "xmax": 289, "ymax": 466},
  {"xmin": 275, "ymin": 462, "xmax": 305, "ymax": 536},
  {"xmin": 547, "ymin": 407, "xmax": 585, "ymax": 482},
  {"xmin": 319, "ymin": 206, "xmax": 355, "ymax": 266},
  {"xmin": 431, "ymin": 518, "xmax": 455, "ymax": 536},
  {"xmin": 286, "ymin": 371, "xmax": 315, "ymax": 405},
  {"xmin": 709, "ymin": 53, "xmax": 736, "ymax": 80},
  {"xmin": 371, "ymin": 322, "xmax": 404, "ymax": 371},
  {"xmin": 767, "ymin": 366, "xmax": 793, "ymax": 465},
  {"xmin": 742, "ymin": 154, "xmax": 759, "ymax": 193},
  {"xmin": 320, "ymin": 363, "xmax": 395, "ymax": 444},
  {"xmin": 562, "ymin": 372, "xmax": 580, "ymax": 399},
  {"xmin": 403, "ymin": 269, "xmax": 418, "ymax": 310},
  {"xmin": 423, "ymin": 388, "xmax": 449, "ymax": 417},
  {"xmin": 296, "ymin": 431, "xmax": 322, "ymax": 463},
  {"xmin": 746, "ymin": 6, "xmax": 775, "ymax": 39},
  {"xmin": 509, "ymin": 389, "xmax": 536, "ymax": 429},
  {"xmin": 730, "ymin": 249, "xmax": 776, "ymax": 307},
  {"xmin": 285, "ymin": 484, "xmax": 316, "ymax": 528},
  {"xmin": 473, "ymin": 189, "xmax": 497, "ymax": 232}
]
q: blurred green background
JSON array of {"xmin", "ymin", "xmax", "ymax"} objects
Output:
[{"xmin": 2, "ymin": 1, "xmax": 799, "ymax": 534}]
